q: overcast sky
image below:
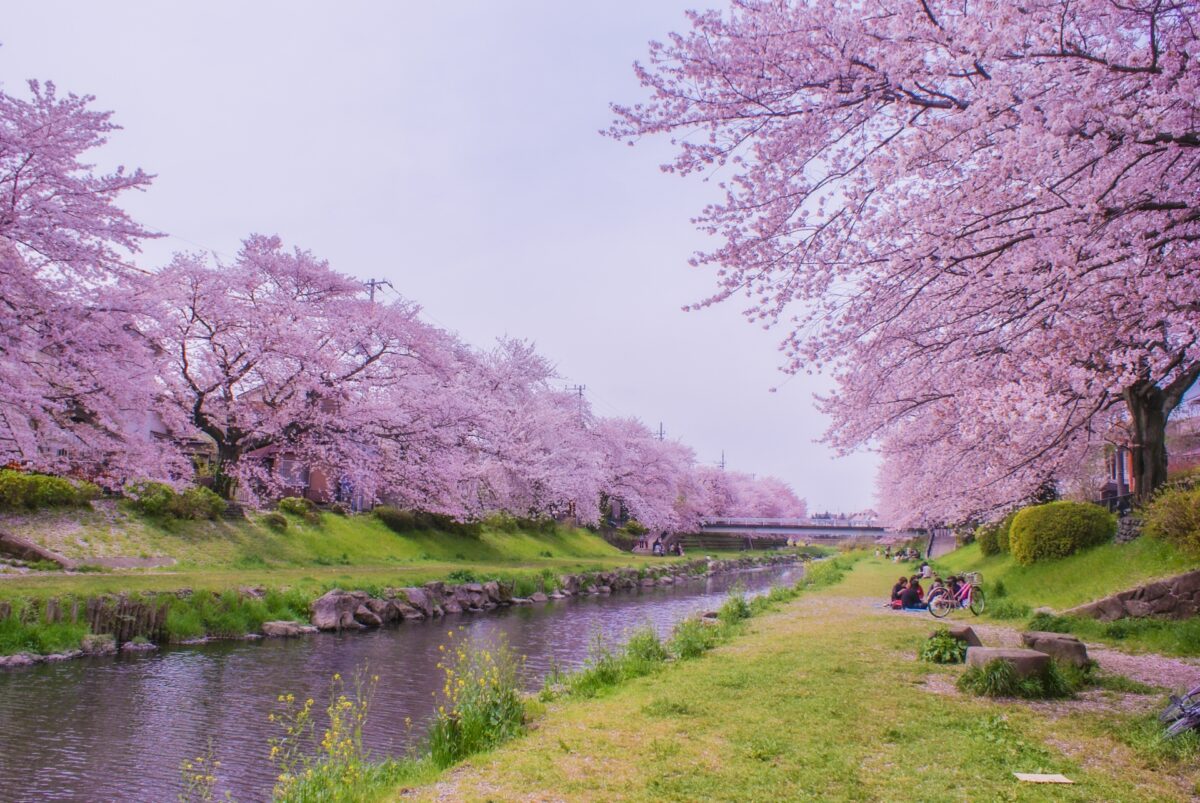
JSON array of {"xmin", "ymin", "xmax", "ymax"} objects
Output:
[{"xmin": 3, "ymin": 1, "xmax": 879, "ymax": 513}]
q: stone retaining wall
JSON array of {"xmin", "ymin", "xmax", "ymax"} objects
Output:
[{"xmin": 1064, "ymin": 568, "xmax": 1200, "ymax": 621}]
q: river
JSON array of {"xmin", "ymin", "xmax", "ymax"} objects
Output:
[{"xmin": 0, "ymin": 563, "xmax": 802, "ymax": 802}]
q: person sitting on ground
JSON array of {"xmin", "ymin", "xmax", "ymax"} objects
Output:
[
  {"xmin": 890, "ymin": 576, "xmax": 908, "ymax": 602},
  {"xmin": 920, "ymin": 561, "xmax": 932, "ymax": 578},
  {"xmin": 900, "ymin": 576, "xmax": 926, "ymax": 610}
]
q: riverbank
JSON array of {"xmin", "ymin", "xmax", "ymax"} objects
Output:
[
  {"xmin": 0, "ymin": 550, "xmax": 810, "ymax": 666},
  {"xmin": 392, "ymin": 557, "xmax": 1196, "ymax": 801}
]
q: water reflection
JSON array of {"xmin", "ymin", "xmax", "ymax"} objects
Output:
[{"xmin": 0, "ymin": 564, "xmax": 800, "ymax": 802}]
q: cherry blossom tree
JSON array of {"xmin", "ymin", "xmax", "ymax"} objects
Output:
[
  {"xmin": 0, "ymin": 77, "xmax": 162, "ymax": 480},
  {"xmin": 148, "ymin": 235, "xmax": 471, "ymax": 501},
  {"xmin": 611, "ymin": 0, "xmax": 1200, "ymax": 505},
  {"xmin": 463, "ymin": 339, "xmax": 604, "ymax": 522}
]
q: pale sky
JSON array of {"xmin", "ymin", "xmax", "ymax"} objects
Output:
[{"xmin": 2, "ymin": 1, "xmax": 879, "ymax": 513}]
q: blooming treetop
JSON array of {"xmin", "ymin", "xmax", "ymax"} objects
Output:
[
  {"xmin": 611, "ymin": 0, "xmax": 1200, "ymax": 513},
  {"xmin": 0, "ymin": 77, "xmax": 163, "ymax": 479}
]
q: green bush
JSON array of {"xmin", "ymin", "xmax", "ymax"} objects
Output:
[
  {"xmin": 1143, "ymin": 483, "xmax": 1200, "ymax": 554},
  {"xmin": 718, "ymin": 588, "xmax": 752, "ymax": 625},
  {"xmin": 919, "ymin": 630, "xmax": 967, "ymax": 664},
  {"xmin": 1009, "ymin": 501, "xmax": 1116, "ymax": 565},
  {"xmin": 278, "ymin": 496, "xmax": 321, "ymax": 524},
  {"xmin": 624, "ymin": 519, "xmax": 649, "ymax": 536},
  {"xmin": 168, "ymin": 486, "xmax": 226, "ymax": 520},
  {"xmin": 976, "ymin": 523, "xmax": 1001, "ymax": 556},
  {"xmin": 373, "ymin": 505, "xmax": 481, "ymax": 537},
  {"xmin": 124, "ymin": 480, "xmax": 177, "ymax": 517},
  {"xmin": 996, "ymin": 511, "xmax": 1015, "ymax": 553},
  {"xmin": 126, "ymin": 481, "xmax": 225, "ymax": 520},
  {"xmin": 0, "ymin": 470, "xmax": 98, "ymax": 511},
  {"xmin": 262, "ymin": 512, "xmax": 289, "ymax": 531}
]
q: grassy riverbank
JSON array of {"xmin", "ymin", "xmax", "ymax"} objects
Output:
[
  {"xmin": 0, "ymin": 504, "xmax": 817, "ymax": 655},
  {"xmin": 936, "ymin": 537, "xmax": 1200, "ymax": 656},
  {"xmin": 387, "ymin": 557, "xmax": 1193, "ymax": 802}
]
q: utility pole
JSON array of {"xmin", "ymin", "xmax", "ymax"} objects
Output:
[
  {"xmin": 656, "ymin": 422, "xmax": 665, "ymax": 441},
  {"xmin": 568, "ymin": 384, "xmax": 587, "ymax": 424},
  {"xmin": 364, "ymin": 278, "xmax": 393, "ymax": 302},
  {"xmin": 719, "ymin": 450, "xmax": 726, "ymax": 470}
]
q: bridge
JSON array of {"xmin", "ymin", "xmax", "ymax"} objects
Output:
[{"xmin": 676, "ymin": 517, "xmax": 920, "ymax": 551}]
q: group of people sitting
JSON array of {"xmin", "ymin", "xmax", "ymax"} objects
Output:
[{"xmin": 888, "ymin": 573, "xmax": 967, "ymax": 611}]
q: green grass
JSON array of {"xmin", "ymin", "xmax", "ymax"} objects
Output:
[
  {"xmin": 935, "ymin": 537, "xmax": 1197, "ymax": 610},
  {"xmin": 390, "ymin": 557, "xmax": 1192, "ymax": 801},
  {"xmin": 934, "ymin": 536, "xmax": 1200, "ymax": 656}
]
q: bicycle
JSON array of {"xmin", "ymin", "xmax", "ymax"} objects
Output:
[
  {"xmin": 1160, "ymin": 685, "xmax": 1200, "ymax": 737},
  {"xmin": 927, "ymin": 578, "xmax": 986, "ymax": 618}
]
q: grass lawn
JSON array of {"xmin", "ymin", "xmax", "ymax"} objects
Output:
[
  {"xmin": 935, "ymin": 537, "xmax": 1198, "ymax": 610},
  {"xmin": 395, "ymin": 557, "xmax": 1193, "ymax": 802},
  {"xmin": 933, "ymin": 537, "xmax": 1200, "ymax": 656}
]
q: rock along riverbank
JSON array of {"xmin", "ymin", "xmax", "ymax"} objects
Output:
[{"xmin": 0, "ymin": 553, "xmax": 803, "ymax": 669}]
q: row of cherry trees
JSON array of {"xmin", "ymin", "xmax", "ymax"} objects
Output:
[
  {"xmin": 613, "ymin": 0, "xmax": 1200, "ymax": 526},
  {"xmin": 0, "ymin": 74, "xmax": 806, "ymax": 532}
]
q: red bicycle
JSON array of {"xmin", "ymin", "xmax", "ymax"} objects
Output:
[{"xmin": 927, "ymin": 573, "xmax": 986, "ymax": 618}]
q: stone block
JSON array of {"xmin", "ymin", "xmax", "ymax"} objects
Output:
[
  {"xmin": 1020, "ymin": 631, "xmax": 1089, "ymax": 668},
  {"xmin": 965, "ymin": 647, "xmax": 1051, "ymax": 679},
  {"xmin": 932, "ymin": 625, "xmax": 982, "ymax": 647}
]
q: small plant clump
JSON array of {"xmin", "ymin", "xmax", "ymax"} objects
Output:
[
  {"xmin": 277, "ymin": 496, "xmax": 321, "ymax": 524},
  {"xmin": 428, "ymin": 633, "xmax": 525, "ymax": 768},
  {"xmin": 920, "ymin": 630, "xmax": 967, "ymax": 664},
  {"xmin": 262, "ymin": 511, "xmax": 289, "ymax": 531},
  {"xmin": 268, "ymin": 668, "xmax": 401, "ymax": 800},
  {"xmin": 956, "ymin": 658, "xmax": 1074, "ymax": 699}
]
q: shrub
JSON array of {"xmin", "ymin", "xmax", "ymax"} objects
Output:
[
  {"xmin": 1143, "ymin": 483, "xmax": 1200, "ymax": 554},
  {"xmin": 0, "ymin": 470, "xmax": 98, "ymax": 511},
  {"xmin": 278, "ymin": 496, "xmax": 320, "ymax": 524},
  {"xmin": 1009, "ymin": 501, "xmax": 1116, "ymax": 565},
  {"xmin": 624, "ymin": 519, "xmax": 649, "ymax": 536},
  {"xmin": 957, "ymin": 658, "xmax": 1074, "ymax": 699},
  {"xmin": 262, "ymin": 512, "xmax": 289, "ymax": 531},
  {"xmin": 124, "ymin": 481, "xmax": 177, "ymax": 517},
  {"xmin": 995, "ymin": 511, "xmax": 1016, "ymax": 553},
  {"xmin": 919, "ymin": 630, "xmax": 967, "ymax": 664},
  {"xmin": 976, "ymin": 523, "xmax": 1001, "ymax": 556},
  {"xmin": 373, "ymin": 505, "xmax": 480, "ymax": 537},
  {"xmin": 168, "ymin": 486, "xmax": 226, "ymax": 520}
]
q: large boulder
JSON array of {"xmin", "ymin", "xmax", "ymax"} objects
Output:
[
  {"xmin": 398, "ymin": 588, "xmax": 434, "ymax": 618},
  {"xmin": 965, "ymin": 647, "xmax": 1051, "ymax": 678},
  {"xmin": 262, "ymin": 620, "xmax": 317, "ymax": 638},
  {"xmin": 353, "ymin": 604, "xmax": 383, "ymax": 628},
  {"xmin": 310, "ymin": 590, "xmax": 368, "ymax": 631},
  {"xmin": 1020, "ymin": 631, "xmax": 1090, "ymax": 668},
  {"xmin": 529, "ymin": 591, "xmax": 549, "ymax": 603}
]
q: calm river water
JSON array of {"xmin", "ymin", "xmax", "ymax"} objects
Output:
[{"xmin": 0, "ymin": 563, "xmax": 801, "ymax": 802}]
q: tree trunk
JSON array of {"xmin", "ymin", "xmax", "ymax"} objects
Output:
[
  {"xmin": 212, "ymin": 443, "xmax": 240, "ymax": 500},
  {"xmin": 1123, "ymin": 381, "xmax": 1168, "ymax": 504}
]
